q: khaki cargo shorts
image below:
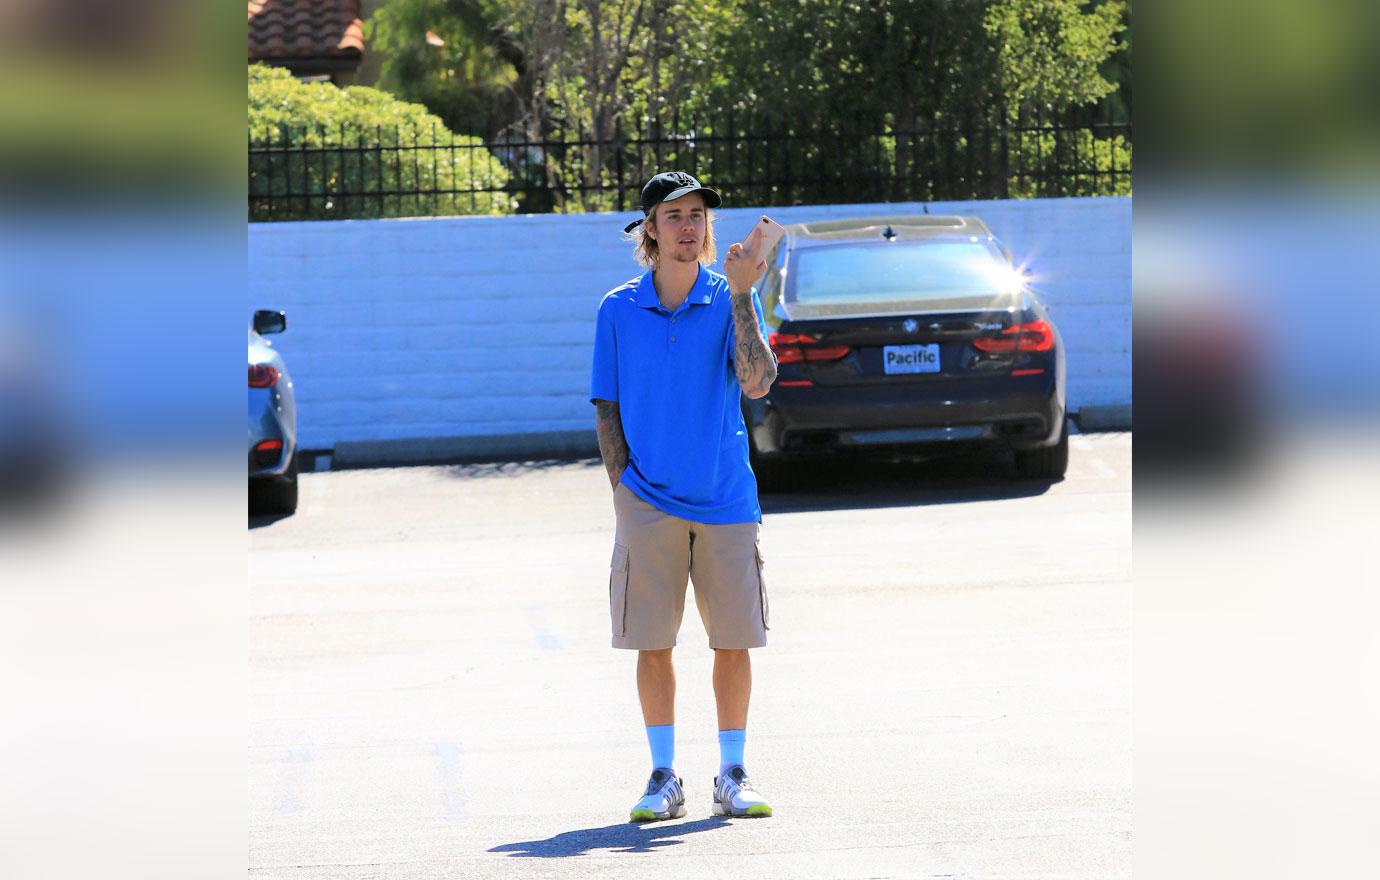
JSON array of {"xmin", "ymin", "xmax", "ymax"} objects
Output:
[{"xmin": 608, "ymin": 481, "xmax": 770, "ymax": 650}]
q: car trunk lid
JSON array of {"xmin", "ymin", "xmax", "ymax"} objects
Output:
[{"xmin": 771, "ymin": 299, "xmax": 1027, "ymax": 386}]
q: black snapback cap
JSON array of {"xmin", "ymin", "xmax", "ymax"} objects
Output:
[{"xmin": 622, "ymin": 171, "xmax": 722, "ymax": 233}]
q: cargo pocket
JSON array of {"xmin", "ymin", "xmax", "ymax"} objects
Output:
[
  {"xmin": 754, "ymin": 542, "xmax": 770, "ymax": 630},
  {"xmin": 609, "ymin": 543, "xmax": 631, "ymax": 637}
]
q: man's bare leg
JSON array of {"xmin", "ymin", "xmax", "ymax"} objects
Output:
[
  {"xmin": 710, "ymin": 647, "xmax": 771, "ymax": 815},
  {"xmin": 637, "ymin": 648, "xmax": 676, "ymax": 726},
  {"xmin": 631, "ymin": 648, "xmax": 684, "ymax": 820},
  {"xmin": 712, "ymin": 648, "xmax": 751, "ymax": 730}
]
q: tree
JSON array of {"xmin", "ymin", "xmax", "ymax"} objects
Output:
[
  {"xmin": 364, "ymin": 0, "xmax": 526, "ymax": 136},
  {"xmin": 489, "ymin": 0, "xmax": 732, "ymax": 210},
  {"xmin": 364, "ymin": 0, "xmax": 735, "ymax": 210},
  {"xmin": 672, "ymin": 0, "xmax": 1128, "ymax": 201},
  {"xmin": 984, "ymin": 0, "xmax": 1125, "ymax": 118}
]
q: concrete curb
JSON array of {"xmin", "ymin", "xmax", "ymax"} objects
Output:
[
  {"xmin": 332, "ymin": 430, "xmax": 600, "ymax": 469},
  {"xmin": 326, "ymin": 407, "xmax": 1134, "ymax": 469},
  {"xmin": 1076, "ymin": 404, "xmax": 1133, "ymax": 431}
]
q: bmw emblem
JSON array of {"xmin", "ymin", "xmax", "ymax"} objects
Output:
[{"xmin": 902, "ymin": 319, "xmax": 918, "ymax": 334}]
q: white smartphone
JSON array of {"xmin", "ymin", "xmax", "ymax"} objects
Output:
[{"xmin": 751, "ymin": 215, "xmax": 787, "ymax": 259}]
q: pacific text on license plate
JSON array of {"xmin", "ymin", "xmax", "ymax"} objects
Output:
[{"xmin": 883, "ymin": 344, "xmax": 940, "ymax": 374}]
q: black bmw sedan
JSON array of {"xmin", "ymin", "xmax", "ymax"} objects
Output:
[{"xmin": 744, "ymin": 215, "xmax": 1067, "ymax": 486}]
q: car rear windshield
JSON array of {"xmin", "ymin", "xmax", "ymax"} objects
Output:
[{"xmin": 791, "ymin": 241, "xmax": 1016, "ymax": 302}]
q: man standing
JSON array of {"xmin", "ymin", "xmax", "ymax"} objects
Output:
[{"xmin": 589, "ymin": 171, "xmax": 778, "ymax": 822}]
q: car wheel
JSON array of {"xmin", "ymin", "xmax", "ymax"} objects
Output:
[
  {"xmin": 1013, "ymin": 420, "xmax": 1069, "ymax": 480},
  {"xmin": 257, "ymin": 454, "xmax": 299, "ymax": 515}
]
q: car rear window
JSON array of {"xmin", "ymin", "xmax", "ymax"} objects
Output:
[{"xmin": 791, "ymin": 241, "xmax": 1017, "ymax": 302}]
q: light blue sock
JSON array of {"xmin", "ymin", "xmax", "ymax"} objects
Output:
[
  {"xmin": 718, "ymin": 728, "xmax": 746, "ymax": 776},
  {"xmin": 646, "ymin": 724, "xmax": 675, "ymax": 771}
]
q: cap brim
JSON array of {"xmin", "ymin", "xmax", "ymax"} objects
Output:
[
  {"xmin": 661, "ymin": 185, "xmax": 722, "ymax": 208},
  {"xmin": 623, "ymin": 183, "xmax": 721, "ymax": 231}
]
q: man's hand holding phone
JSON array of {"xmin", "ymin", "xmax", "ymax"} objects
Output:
[{"xmin": 724, "ymin": 215, "xmax": 786, "ymax": 295}]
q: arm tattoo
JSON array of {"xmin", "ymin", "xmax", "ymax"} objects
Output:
[
  {"xmin": 593, "ymin": 399, "xmax": 629, "ymax": 490},
  {"xmin": 731, "ymin": 292, "xmax": 778, "ymax": 397}
]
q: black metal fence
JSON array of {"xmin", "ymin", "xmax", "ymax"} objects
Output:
[{"xmin": 248, "ymin": 107, "xmax": 1131, "ymax": 222}]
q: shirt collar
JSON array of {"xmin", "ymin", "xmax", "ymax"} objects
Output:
[{"xmin": 634, "ymin": 264, "xmax": 714, "ymax": 310}]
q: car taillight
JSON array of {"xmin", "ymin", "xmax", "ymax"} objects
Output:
[
  {"xmin": 768, "ymin": 332, "xmax": 852, "ymax": 364},
  {"xmin": 971, "ymin": 320, "xmax": 1055, "ymax": 354},
  {"xmin": 251, "ymin": 438, "xmax": 283, "ymax": 468},
  {"xmin": 249, "ymin": 364, "xmax": 280, "ymax": 388}
]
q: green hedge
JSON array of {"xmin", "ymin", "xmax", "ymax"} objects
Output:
[{"xmin": 248, "ymin": 64, "xmax": 516, "ymax": 221}]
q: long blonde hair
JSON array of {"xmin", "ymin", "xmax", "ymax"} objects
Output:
[{"xmin": 627, "ymin": 208, "xmax": 718, "ymax": 268}]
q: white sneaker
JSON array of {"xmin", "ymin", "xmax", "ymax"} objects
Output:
[
  {"xmin": 712, "ymin": 764, "xmax": 773, "ymax": 817},
  {"xmin": 629, "ymin": 767, "xmax": 687, "ymax": 822}
]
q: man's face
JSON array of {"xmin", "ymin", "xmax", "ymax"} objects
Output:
[{"xmin": 649, "ymin": 193, "xmax": 707, "ymax": 264}]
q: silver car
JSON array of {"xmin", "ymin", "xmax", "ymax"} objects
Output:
[{"xmin": 248, "ymin": 310, "xmax": 298, "ymax": 514}]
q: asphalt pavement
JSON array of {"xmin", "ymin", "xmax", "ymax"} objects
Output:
[{"xmin": 250, "ymin": 433, "xmax": 1131, "ymax": 879}]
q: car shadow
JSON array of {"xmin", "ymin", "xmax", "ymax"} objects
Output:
[
  {"xmin": 489, "ymin": 816, "xmax": 732, "ymax": 858},
  {"xmin": 247, "ymin": 511, "xmax": 292, "ymax": 529},
  {"xmin": 759, "ymin": 450, "xmax": 1058, "ymax": 515}
]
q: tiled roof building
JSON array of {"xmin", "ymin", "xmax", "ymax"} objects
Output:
[{"xmin": 248, "ymin": 0, "xmax": 366, "ymax": 83}]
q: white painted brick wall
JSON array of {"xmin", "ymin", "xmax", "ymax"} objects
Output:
[{"xmin": 249, "ymin": 196, "xmax": 1130, "ymax": 451}]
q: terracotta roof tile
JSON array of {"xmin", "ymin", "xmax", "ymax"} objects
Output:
[{"xmin": 248, "ymin": 0, "xmax": 364, "ymax": 62}]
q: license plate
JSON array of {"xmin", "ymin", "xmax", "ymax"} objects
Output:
[{"xmin": 883, "ymin": 344, "xmax": 940, "ymax": 374}]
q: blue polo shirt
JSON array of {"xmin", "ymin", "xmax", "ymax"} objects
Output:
[{"xmin": 589, "ymin": 264, "xmax": 775, "ymax": 524}]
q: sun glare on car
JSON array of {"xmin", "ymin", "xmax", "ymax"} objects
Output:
[{"xmin": 978, "ymin": 260, "xmax": 1030, "ymax": 295}]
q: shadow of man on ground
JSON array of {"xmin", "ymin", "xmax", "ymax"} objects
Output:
[{"xmin": 490, "ymin": 816, "xmax": 731, "ymax": 857}]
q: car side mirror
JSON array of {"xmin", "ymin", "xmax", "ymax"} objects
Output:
[{"xmin": 253, "ymin": 310, "xmax": 286, "ymax": 334}]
